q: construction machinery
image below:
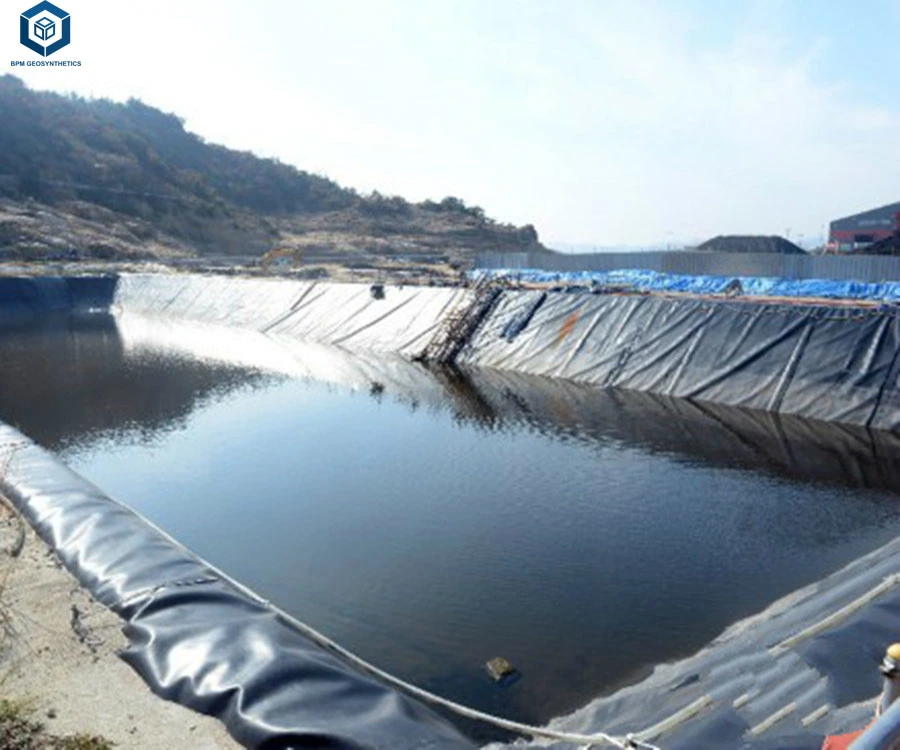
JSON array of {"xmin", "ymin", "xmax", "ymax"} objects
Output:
[{"xmin": 261, "ymin": 248, "xmax": 303, "ymax": 270}]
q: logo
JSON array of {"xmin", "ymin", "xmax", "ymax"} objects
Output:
[{"xmin": 20, "ymin": 2, "xmax": 70, "ymax": 58}]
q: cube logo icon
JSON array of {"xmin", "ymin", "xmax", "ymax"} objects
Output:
[
  {"xmin": 20, "ymin": 1, "xmax": 70, "ymax": 57},
  {"xmin": 34, "ymin": 17, "xmax": 55, "ymax": 40}
]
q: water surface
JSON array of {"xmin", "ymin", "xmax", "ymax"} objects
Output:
[{"xmin": 2, "ymin": 312, "xmax": 900, "ymax": 736}]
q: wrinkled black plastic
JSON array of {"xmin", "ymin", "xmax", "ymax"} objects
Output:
[
  {"xmin": 462, "ymin": 290, "xmax": 900, "ymax": 431},
  {"xmin": 3, "ymin": 273, "xmax": 900, "ymax": 748},
  {"xmin": 0, "ymin": 275, "xmax": 116, "ymax": 323},
  {"xmin": 0, "ymin": 426, "xmax": 472, "ymax": 749}
]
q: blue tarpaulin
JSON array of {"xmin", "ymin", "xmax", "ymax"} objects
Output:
[{"xmin": 471, "ymin": 268, "xmax": 900, "ymax": 302}]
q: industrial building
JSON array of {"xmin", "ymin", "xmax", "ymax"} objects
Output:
[{"xmin": 828, "ymin": 200, "xmax": 900, "ymax": 251}]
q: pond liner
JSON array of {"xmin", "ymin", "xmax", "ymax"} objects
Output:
[
  {"xmin": 6, "ymin": 273, "xmax": 900, "ymax": 746},
  {"xmin": 0, "ymin": 424, "xmax": 473, "ymax": 750},
  {"xmin": 459, "ymin": 290, "xmax": 900, "ymax": 431},
  {"xmin": 11, "ymin": 272, "xmax": 900, "ymax": 432},
  {"xmin": 0, "ymin": 274, "xmax": 117, "ymax": 324},
  {"xmin": 113, "ymin": 274, "xmax": 476, "ymax": 359},
  {"xmin": 493, "ymin": 539, "xmax": 900, "ymax": 749}
]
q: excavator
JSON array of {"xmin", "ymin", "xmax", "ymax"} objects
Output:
[{"xmin": 260, "ymin": 248, "xmax": 303, "ymax": 270}]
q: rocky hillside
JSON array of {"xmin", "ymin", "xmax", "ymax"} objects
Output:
[{"xmin": 0, "ymin": 76, "xmax": 547, "ymax": 264}]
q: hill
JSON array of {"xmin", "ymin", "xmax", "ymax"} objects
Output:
[
  {"xmin": 0, "ymin": 75, "xmax": 547, "ymax": 265},
  {"xmin": 695, "ymin": 235, "xmax": 806, "ymax": 255}
]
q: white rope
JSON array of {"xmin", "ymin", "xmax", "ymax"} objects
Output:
[
  {"xmin": 144, "ymin": 563, "xmax": 665, "ymax": 748},
  {"xmin": 0, "ymin": 433, "xmax": 661, "ymax": 749},
  {"xmin": 157, "ymin": 558, "xmax": 664, "ymax": 748},
  {"xmin": 247, "ymin": 599, "xmax": 664, "ymax": 749}
]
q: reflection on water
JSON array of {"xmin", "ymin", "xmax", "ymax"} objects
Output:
[
  {"xmin": 0, "ymin": 313, "xmax": 274, "ymax": 452},
  {"xmin": 2, "ymin": 312, "xmax": 900, "ymax": 736}
]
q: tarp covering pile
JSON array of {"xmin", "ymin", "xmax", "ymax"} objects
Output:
[
  {"xmin": 857, "ymin": 231, "xmax": 900, "ymax": 256},
  {"xmin": 472, "ymin": 267, "xmax": 900, "ymax": 302}
]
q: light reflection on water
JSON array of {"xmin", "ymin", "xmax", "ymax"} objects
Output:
[{"xmin": 1, "ymin": 311, "xmax": 900, "ymax": 735}]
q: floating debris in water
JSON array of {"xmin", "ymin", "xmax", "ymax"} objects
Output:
[{"xmin": 485, "ymin": 657, "xmax": 518, "ymax": 683}]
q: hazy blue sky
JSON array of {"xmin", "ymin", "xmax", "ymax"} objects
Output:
[{"xmin": 5, "ymin": 0, "xmax": 900, "ymax": 246}]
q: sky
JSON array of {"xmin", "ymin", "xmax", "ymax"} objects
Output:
[{"xmin": 4, "ymin": 0, "xmax": 900, "ymax": 248}]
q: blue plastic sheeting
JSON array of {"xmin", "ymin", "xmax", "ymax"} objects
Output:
[{"xmin": 471, "ymin": 268, "xmax": 900, "ymax": 302}]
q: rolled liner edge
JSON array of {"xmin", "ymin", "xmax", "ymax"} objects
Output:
[{"xmin": 0, "ymin": 423, "xmax": 473, "ymax": 750}]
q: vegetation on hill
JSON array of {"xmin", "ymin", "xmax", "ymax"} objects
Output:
[{"xmin": 0, "ymin": 75, "xmax": 546, "ymax": 262}]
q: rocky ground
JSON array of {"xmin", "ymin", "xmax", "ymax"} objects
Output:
[
  {"xmin": 0, "ymin": 196, "xmax": 547, "ymax": 275},
  {"xmin": 0, "ymin": 200, "xmax": 196, "ymax": 262}
]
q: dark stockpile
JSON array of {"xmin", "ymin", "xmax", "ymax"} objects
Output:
[
  {"xmin": 854, "ymin": 231, "xmax": 900, "ymax": 256},
  {"xmin": 696, "ymin": 235, "xmax": 807, "ymax": 254}
]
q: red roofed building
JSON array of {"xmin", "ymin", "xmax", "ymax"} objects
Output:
[{"xmin": 828, "ymin": 201, "xmax": 900, "ymax": 252}]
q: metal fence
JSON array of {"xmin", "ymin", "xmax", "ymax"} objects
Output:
[{"xmin": 476, "ymin": 251, "xmax": 900, "ymax": 283}]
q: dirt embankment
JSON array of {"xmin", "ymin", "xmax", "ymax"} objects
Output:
[{"xmin": 0, "ymin": 499, "xmax": 238, "ymax": 750}]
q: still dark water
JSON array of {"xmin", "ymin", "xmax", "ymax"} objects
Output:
[{"xmin": 3, "ymin": 312, "xmax": 900, "ymax": 734}]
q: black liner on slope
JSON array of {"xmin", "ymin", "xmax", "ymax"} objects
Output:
[
  {"xmin": 460, "ymin": 291, "xmax": 900, "ymax": 431},
  {"xmin": 0, "ymin": 424, "xmax": 473, "ymax": 750},
  {"xmin": 0, "ymin": 275, "xmax": 117, "ymax": 323}
]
